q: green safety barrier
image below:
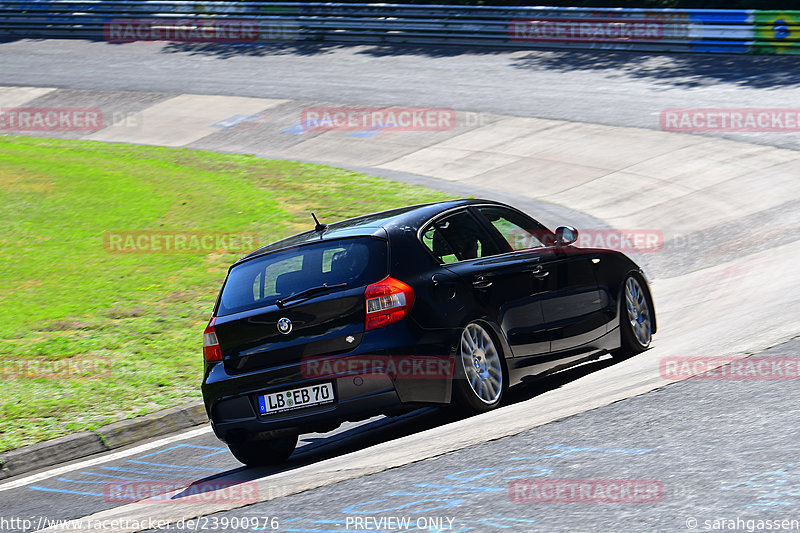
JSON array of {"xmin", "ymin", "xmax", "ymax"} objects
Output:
[{"xmin": 753, "ymin": 10, "xmax": 800, "ymax": 54}]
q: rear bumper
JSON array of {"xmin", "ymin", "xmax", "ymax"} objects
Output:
[
  {"xmin": 202, "ymin": 326, "xmax": 456, "ymax": 443},
  {"xmin": 208, "ymin": 378, "xmax": 407, "ymax": 443}
]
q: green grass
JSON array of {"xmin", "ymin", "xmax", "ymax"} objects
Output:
[{"xmin": 0, "ymin": 135, "xmax": 453, "ymax": 452}]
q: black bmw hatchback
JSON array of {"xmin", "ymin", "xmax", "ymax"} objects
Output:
[{"xmin": 201, "ymin": 199, "xmax": 656, "ymax": 465}]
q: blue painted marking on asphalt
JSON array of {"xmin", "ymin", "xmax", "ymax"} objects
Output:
[
  {"xmin": 348, "ymin": 125, "xmax": 390, "ymax": 138},
  {"xmin": 55, "ymin": 478, "xmax": 113, "ymax": 484},
  {"xmin": 504, "ymin": 466, "xmax": 555, "ymax": 480},
  {"xmin": 282, "ymin": 120, "xmax": 341, "ymax": 135},
  {"xmin": 443, "ymin": 465, "xmax": 551, "ymax": 483},
  {"xmin": 342, "ymin": 498, "xmax": 466, "ymax": 514},
  {"xmin": 29, "ymin": 486, "xmax": 104, "ymax": 496},
  {"xmin": 386, "ymin": 483, "xmax": 504, "ymax": 496},
  {"xmin": 506, "ymin": 445, "xmax": 653, "ymax": 460},
  {"xmin": 139, "ymin": 443, "xmax": 225, "ymax": 458},
  {"xmin": 239, "ymin": 445, "xmax": 655, "ymax": 533},
  {"xmin": 200, "ymin": 450, "xmax": 230, "ymax": 458},
  {"xmin": 281, "ymin": 444, "xmax": 652, "ymax": 532},
  {"xmin": 27, "ymin": 441, "xmax": 232, "ymax": 500},
  {"xmin": 746, "ymin": 499, "xmax": 796, "ymax": 508},
  {"xmin": 721, "ymin": 467, "xmax": 800, "ymax": 509},
  {"xmin": 282, "ymin": 122, "xmax": 310, "ymax": 134},
  {"xmin": 721, "ymin": 470, "xmax": 792, "ymax": 490},
  {"xmin": 211, "ymin": 114, "xmax": 260, "ymax": 129},
  {"xmin": 100, "ymin": 466, "xmax": 180, "ymax": 476},
  {"xmin": 79, "ymin": 472, "xmax": 148, "ymax": 481},
  {"xmin": 442, "ymin": 468, "xmax": 500, "ymax": 482},
  {"xmin": 126, "ymin": 460, "xmax": 220, "ymax": 471}
]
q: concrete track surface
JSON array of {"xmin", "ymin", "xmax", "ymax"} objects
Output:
[{"xmin": 1, "ymin": 39, "xmax": 799, "ymax": 532}]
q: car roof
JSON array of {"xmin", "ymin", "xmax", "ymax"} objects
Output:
[{"xmin": 235, "ymin": 198, "xmax": 499, "ymax": 264}]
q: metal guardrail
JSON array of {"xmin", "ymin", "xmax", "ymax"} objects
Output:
[{"xmin": 0, "ymin": 2, "xmax": 797, "ymax": 54}]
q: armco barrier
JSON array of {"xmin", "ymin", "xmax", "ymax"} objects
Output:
[
  {"xmin": 0, "ymin": 2, "xmax": 796, "ymax": 54},
  {"xmin": 753, "ymin": 10, "xmax": 800, "ymax": 54}
]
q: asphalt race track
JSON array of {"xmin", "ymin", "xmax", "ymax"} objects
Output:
[
  {"xmin": 1, "ymin": 39, "xmax": 800, "ymax": 533},
  {"xmin": 2, "ymin": 39, "xmax": 800, "ymax": 150}
]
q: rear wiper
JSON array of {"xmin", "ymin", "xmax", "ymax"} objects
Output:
[{"xmin": 276, "ymin": 282, "xmax": 348, "ymax": 308}]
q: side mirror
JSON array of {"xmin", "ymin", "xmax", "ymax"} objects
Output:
[{"xmin": 555, "ymin": 226, "xmax": 578, "ymax": 248}]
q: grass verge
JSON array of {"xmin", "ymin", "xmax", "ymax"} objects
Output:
[{"xmin": 0, "ymin": 135, "xmax": 453, "ymax": 452}]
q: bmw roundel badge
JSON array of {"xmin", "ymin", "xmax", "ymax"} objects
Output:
[{"xmin": 277, "ymin": 317, "xmax": 292, "ymax": 335}]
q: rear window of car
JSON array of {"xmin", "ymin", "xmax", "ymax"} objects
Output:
[{"xmin": 216, "ymin": 237, "xmax": 388, "ymax": 316}]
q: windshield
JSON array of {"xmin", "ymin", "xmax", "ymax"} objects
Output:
[{"xmin": 216, "ymin": 237, "xmax": 388, "ymax": 316}]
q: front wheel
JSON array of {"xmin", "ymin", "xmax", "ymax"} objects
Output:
[
  {"xmin": 453, "ymin": 322, "xmax": 507, "ymax": 413},
  {"xmin": 227, "ymin": 434, "xmax": 298, "ymax": 467},
  {"xmin": 618, "ymin": 274, "xmax": 654, "ymax": 357}
]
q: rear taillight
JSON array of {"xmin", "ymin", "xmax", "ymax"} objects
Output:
[
  {"xmin": 203, "ymin": 317, "xmax": 222, "ymax": 362},
  {"xmin": 365, "ymin": 276, "xmax": 415, "ymax": 331}
]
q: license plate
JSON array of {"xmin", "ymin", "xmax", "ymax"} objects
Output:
[{"xmin": 257, "ymin": 382, "xmax": 335, "ymax": 415}]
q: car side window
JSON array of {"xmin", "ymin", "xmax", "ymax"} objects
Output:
[
  {"xmin": 477, "ymin": 206, "xmax": 551, "ymax": 251},
  {"xmin": 421, "ymin": 209, "xmax": 500, "ymax": 263},
  {"xmin": 421, "ymin": 225, "xmax": 459, "ymax": 263}
]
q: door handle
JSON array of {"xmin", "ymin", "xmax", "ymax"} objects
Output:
[
  {"xmin": 531, "ymin": 265, "xmax": 550, "ymax": 279},
  {"xmin": 472, "ymin": 275, "xmax": 493, "ymax": 289}
]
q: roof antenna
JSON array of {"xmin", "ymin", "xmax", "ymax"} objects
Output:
[{"xmin": 311, "ymin": 212, "xmax": 327, "ymax": 233}]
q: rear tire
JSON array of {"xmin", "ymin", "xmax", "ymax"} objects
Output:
[
  {"xmin": 453, "ymin": 322, "xmax": 507, "ymax": 413},
  {"xmin": 227, "ymin": 434, "xmax": 298, "ymax": 467},
  {"xmin": 618, "ymin": 274, "xmax": 654, "ymax": 358}
]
